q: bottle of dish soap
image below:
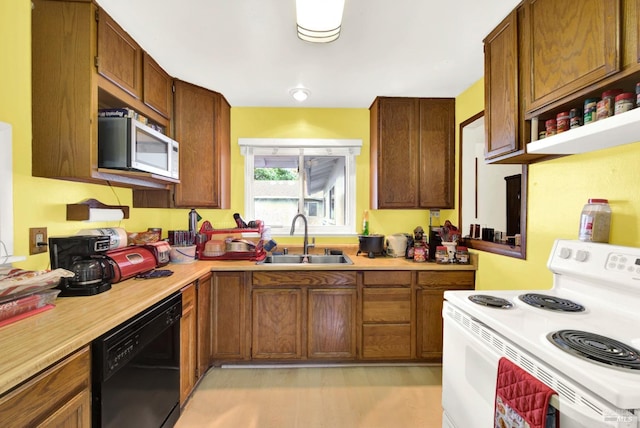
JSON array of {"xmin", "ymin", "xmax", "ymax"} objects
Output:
[{"xmin": 362, "ymin": 210, "xmax": 369, "ymax": 236}]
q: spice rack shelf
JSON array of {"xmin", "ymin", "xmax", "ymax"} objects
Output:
[{"xmin": 527, "ymin": 108, "xmax": 640, "ymax": 155}]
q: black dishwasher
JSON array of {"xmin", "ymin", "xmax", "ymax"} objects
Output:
[{"xmin": 92, "ymin": 292, "xmax": 182, "ymax": 428}]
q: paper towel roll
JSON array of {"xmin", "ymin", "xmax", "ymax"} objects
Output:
[
  {"xmin": 76, "ymin": 227, "xmax": 128, "ymax": 250},
  {"xmin": 85, "ymin": 208, "xmax": 125, "ymax": 222}
]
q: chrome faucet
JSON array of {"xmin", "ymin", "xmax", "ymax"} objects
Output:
[{"xmin": 290, "ymin": 213, "xmax": 314, "ymax": 255}]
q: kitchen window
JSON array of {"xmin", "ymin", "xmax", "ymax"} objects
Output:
[{"xmin": 239, "ymin": 139, "xmax": 361, "ymax": 236}]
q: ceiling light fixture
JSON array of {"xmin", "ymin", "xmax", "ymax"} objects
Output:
[
  {"xmin": 296, "ymin": 0, "xmax": 345, "ymax": 43},
  {"xmin": 290, "ymin": 87, "xmax": 310, "ymax": 102}
]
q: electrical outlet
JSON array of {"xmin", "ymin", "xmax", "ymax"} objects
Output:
[{"xmin": 29, "ymin": 227, "xmax": 48, "ymax": 255}]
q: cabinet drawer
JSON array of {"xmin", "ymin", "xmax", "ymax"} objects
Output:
[
  {"xmin": 252, "ymin": 271, "xmax": 356, "ymax": 287},
  {"xmin": 362, "ymin": 324, "xmax": 411, "ymax": 359},
  {"xmin": 363, "ymin": 288, "xmax": 411, "ymax": 322},
  {"xmin": 363, "ymin": 270, "xmax": 412, "ymax": 285},
  {"xmin": 417, "ymin": 271, "xmax": 475, "ymax": 288},
  {"xmin": 0, "ymin": 346, "xmax": 91, "ymax": 427},
  {"xmin": 181, "ymin": 282, "xmax": 196, "ymax": 310}
]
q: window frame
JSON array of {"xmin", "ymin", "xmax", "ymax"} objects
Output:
[{"xmin": 239, "ymin": 138, "xmax": 362, "ymax": 237}]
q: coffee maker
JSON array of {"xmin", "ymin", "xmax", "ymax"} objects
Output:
[{"xmin": 49, "ymin": 235, "xmax": 114, "ymax": 296}]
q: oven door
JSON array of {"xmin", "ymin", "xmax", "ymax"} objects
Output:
[{"xmin": 442, "ymin": 302, "xmax": 635, "ymax": 428}]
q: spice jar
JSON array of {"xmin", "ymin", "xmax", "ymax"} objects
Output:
[
  {"xmin": 456, "ymin": 246, "xmax": 470, "ymax": 264},
  {"xmin": 578, "ymin": 199, "xmax": 611, "ymax": 243},
  {"xmin": 435, "ymin": 246, "xmax": 449, "ymax": 264},
  {"xmin": 614, "ymin": 92, "xmax": 635, "ymax": 115},
  {"xmin": 597, "ymin": 89, "xmax": 623, "ymax": 120},
  {"xmin": 413, "ymin": 243, "xmax": 427, "ymax": 262},
  {"xmin": 636, "ymin": 82, "xmax": 640, "ymax": 108},
  {"xmin": 569, "ymin": 108, "xmax": 582, "ymax": 129},
  {"xmin": 545, "ymin": 119, "xmax": 557, "ymax": 136},
  {"xmin": 583, "ymin": 98, "xmax": 599, "ymax": 124},
  {"xmin": 556, "ymin": 111, "xmax": 570, "ymax": 133}
]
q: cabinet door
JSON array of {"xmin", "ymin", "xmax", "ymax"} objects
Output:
[
  {"xmin": 35, "ymin": 389, "xmax": 91, "ymax": 428},
  {"xmin": 211, "ymin": 272, "xmax": 250, "ymax": 361},
  {"xmin": 0, "ymin": 347, "xmax": 91, "ymax": 428},
  {"xmin": 308, "ymin": 288, "xmax": 357, "ymax": 359},
  {"xmin": 180, "ymin": 283, "xmax": 197, "ymax": 404},
  {"xmin": 197, "ymin": 272, "xmax": 212, "ymax": 377},
  {"xmin": 416, "ymin": 271, "xmax": 475, "ymax": 361},
  {"xmin": 370, "ymin": 97, "xmax": 420, "ymax": 209},
  {"xmin": 418, "ymin": 98, "xmax": 455, "ymax": 208},
  {"xmin": 143, "ymin": 52, "xmax": 173, "ymax": 119},
  {"xmin": 174, "ymin": 80, "xmax": 230, "ymax": 208},
  {"xmin": 252, "ymin": 288, "xmax": 305, "ymax": 359},
  {"xmin": 524, "ymin": 0, "xmax": 620, "ymax": 113},
  {"xmin": 97, "ymin": 9, "xmax": 142, "ymax": 98},
  {"xmin": 416, "ymin": 288, "xmax": 446, "ymax": 360},
  {"xmin": 484, "ymin": 10, "xmax": 520, "ymax": 160}
]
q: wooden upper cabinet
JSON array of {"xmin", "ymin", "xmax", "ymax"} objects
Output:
[
  {"xmin": 370, "ymin": 97, "xmax": 454, "ymax": 209},
  {"xmin": 97, "ymin": 9, "xmax": 142, "ymax": 99},
  {"xmin": 143, "ymin": 52, "xmax": 173, "ymax": 119},
  {"xmin": 418, "ymin": 99, "xmax": 455, "ymax": 208},
  {"xmin": 484, "ymin": 10, "xmax": 520, "ymax": 161},
  {"xmin": 174, "ymin": 80, "xmax": 231, "ymax": 208},
  {"xmin": 523, "ymin": 0, "xmax": 620, "ymax": 114},
  {"xmin": 173, "ymin": 80, "xmax": 230, "ymax": 208}
]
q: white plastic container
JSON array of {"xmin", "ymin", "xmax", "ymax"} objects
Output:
[
  {"xmin": 578, "ymin": 199, "xmax": 611, "ymax": 243},
  {"xmin": 169, "ymin": 245, "xmax": 197, "ymax": 264}
]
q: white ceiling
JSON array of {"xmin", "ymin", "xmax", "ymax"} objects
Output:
[{"xmin": 97, "ymin": 0, "xmax": 520, "ymax": 108}]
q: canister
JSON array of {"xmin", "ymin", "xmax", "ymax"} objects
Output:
[
  {"xmin": 435, "ymin": 246, "xmax": 448, "ymax": 264},
  {"xmin": 614, "ymin": 93, "xmax": 634, "ymax": 115},
  {"xmin": 545, "ymin": 119, "xmax": 557, "ymax": 136},
  {"xmin": 569, "ymin": 108, "xmax": 582, "ymax": 129},
  {"xmin": 556, "ymin": 111, "xmax": 570, "ymax": 133},
  {"xmin": 583, "ymin": 98, "xmax": 599, "ymax": 124},
  {"xmin": 597, "ymin": 89, "xmax": 623, "ymax": 120},
  {"xmin": 413, "ymin": 243, "xmax": 427, "ymax": 262},
  {"xmin": 456, "ymin": 246, "xmax": 469, "ymax": 264}
]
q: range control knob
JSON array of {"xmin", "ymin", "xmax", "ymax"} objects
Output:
[
  {"xmin": 575, "ymin": 250, "xmax": 589, "ymax": 262},
  {"xmin": 558, "ymin": 247, "xmax": 572, "ymax": 259}
]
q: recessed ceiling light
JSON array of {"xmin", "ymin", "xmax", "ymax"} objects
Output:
[{"xmin": 290, "ymin": 88, "xmax": 310, "ymax": 102}]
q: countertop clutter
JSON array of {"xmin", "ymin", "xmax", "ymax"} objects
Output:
[{"xmin": 0, "ymin": 252, "xmax": 476, "ymax": 397}]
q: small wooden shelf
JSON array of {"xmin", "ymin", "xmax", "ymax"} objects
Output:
[{"xmin": 527, "ymin": 108, "xmax": 640, "ymax": 155}]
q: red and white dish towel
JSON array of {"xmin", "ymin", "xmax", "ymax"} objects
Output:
[{"xmin": 494, "ymin": 357, "xmax": 559, "ymax": 428}]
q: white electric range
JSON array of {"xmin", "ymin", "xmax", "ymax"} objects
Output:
[{"xmin": 442, "ymin": 239, "xmax": 640, "ymax": 428}]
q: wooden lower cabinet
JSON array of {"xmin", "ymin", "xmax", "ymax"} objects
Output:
[
  {"xmin": 252, "ymin": 288, "xmax": 305, "ymax": 359},
  {"xmin": 308, "ymin": 288, "xmax": 357, "ymax": 359},
  {"xmin": 251, "ymin": 271, "xmax": 357, "ymax": 361},
  {"xmin": 416, "ymin": 271, "xmax": 475, "ymax": 360},
  {"xmin": 0, "ymin": 346, "xmax": 91, "ymax": 428},
  {"xmin": 180, "ymin": 282, "xmax": 197, "ymax": 405},
  {"xmin": 210, "ymin": 272, "xmax": 251, "ymax": 362},
  {"xmin": 196, "ymin": 272, "xmax": 212, "ymax": 379}
]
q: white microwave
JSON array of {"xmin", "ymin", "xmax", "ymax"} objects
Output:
[{"xmin": 98, "ymin": 117, "xmax": 179, "ymax": 180}]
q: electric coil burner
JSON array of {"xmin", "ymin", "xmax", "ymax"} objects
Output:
[
  {"xmin": 518, "ymin": 293, "xmax": 585, "ymax": 312},
  {"xmin": 468, "ymin": 295, "xmax": 513, "ymax": 309},
  {"xmin": 548, "ymin": 330, "xmax": 640, "ymax": 371}
]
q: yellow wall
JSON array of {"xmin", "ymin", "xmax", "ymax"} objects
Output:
[
  {"xmin": 6, "ymin": 1, "xmax": 639, "ymax": 287},
  {"xmin": 456, "ymin": 79, "xmax": 640, "ymax": 290}
]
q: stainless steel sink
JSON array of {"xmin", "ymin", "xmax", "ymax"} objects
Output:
[{"xmin": 258, "ymin": 254, "xmax": 353, "ymax": 265}]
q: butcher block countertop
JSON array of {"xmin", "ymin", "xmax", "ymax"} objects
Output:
[{"xmin": 0, "ymin": 249, "xmax": 476, "ymax": 396}]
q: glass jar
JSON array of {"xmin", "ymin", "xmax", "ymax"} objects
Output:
[
  {"xmin": 579, "ymin": 199, "xmax": 612, "ymax": 243},
  {"xmin": 614, "ymin": 93, "xmax": 635, "ymax": 115},
  {"xmin": 456, "ymin": 246, "xmax": 470, "ymax": 264},
  {"xmin": 413, "ymin": 243, "xmax": 427, "ymax": 262},
  {"xmin": 435, "ymin": 246, "xmax": 448, "ymax": 264},
  {"xmin": 556, "ymin": 111, "xmax": 570, "ymax": 133},
  {"xmin": 583, "ymin": 98, "xmax": 599, "ymax": 124},
  {"xmin": 569, "ymin": 108, "xmax": 582, "ymax": 129}
]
